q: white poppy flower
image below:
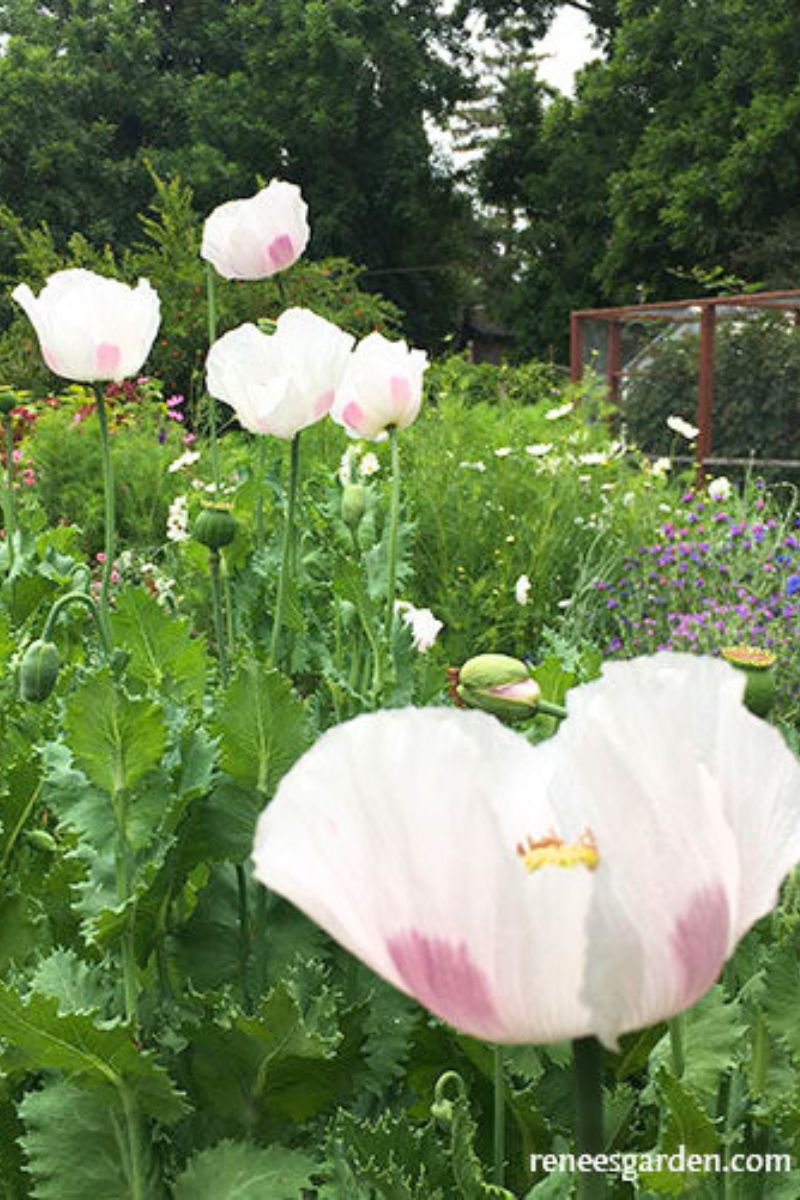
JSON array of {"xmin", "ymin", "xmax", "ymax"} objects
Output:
[{"xmin": 201, "ymin": 180, "xmax": 310, "ymax": 280}]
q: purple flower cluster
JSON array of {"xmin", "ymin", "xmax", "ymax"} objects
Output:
[{"xmin": 595, "ymin": 491, "xmax": 800, "ymax": 708}]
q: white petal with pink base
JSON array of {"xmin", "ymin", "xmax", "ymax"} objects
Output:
[
  {"xmin": 201, "ymin": 180, "xmax": 310, "ymax": 281},
  {"xmin": 206, "ymin": 309, "xmax": 354, "ymax": 440},
  {"xmin": 254, "ymin": 653, "xmax": 800, "ymax": 1048},
  {"xmin": 12, "ymin": 269, "xmax": 160, "ymax": 383},
  {"xmin": 331, "ymin": 331, "xmax": 427, "ymax": 441}
]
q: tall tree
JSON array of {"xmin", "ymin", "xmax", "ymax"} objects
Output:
[{"xmin": 0, "ymin": 0, "xmax": 475, "ymax": 346}]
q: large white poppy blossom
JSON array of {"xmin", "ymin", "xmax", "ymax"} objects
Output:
[
  {"xmin": 206, "ymin": 308, "xmax": 354, "ymax": 440},
  {"xmin": 201, "ymin": 180, "xmax": 310, "ymax": 281},
  {"xmin": 12, "ymin": 269, "xmax": 160, "ymax": 383},
  {"xmin": 254, "ymin": 654, "xmax": 800, "ymax": 1048},
  {"xmin": 331, "ymin": 331, "xmax": 427, "ymax": 441}
]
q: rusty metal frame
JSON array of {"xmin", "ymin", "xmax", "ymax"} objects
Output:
[{"xmin": 569, "ymin": 290, "xmax": 800, "ymax": 481}]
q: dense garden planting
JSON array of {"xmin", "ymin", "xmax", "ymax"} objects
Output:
[{"xmin": 1, "ymin": 179, "xmax": 800, "ymax": 1200}]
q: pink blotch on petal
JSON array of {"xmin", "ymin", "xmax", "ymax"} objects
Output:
[
  {"xmin": 491, "ymin": 680, "xmax": 539, "ymax": 702},
  {"xmin": 390, "ymin": 374, "xmax": 412, "ymax": 414},
  {"xmin": 387, "ymin": 929, "xmax": 504, "ymax": 1038},
  {"xmin": 314, "ymin": 388, "xmax": 335, "ymax": 418},
  {"xmin": 342, "ymin": 400, "xmax": 366, "ymax": 433},
  {"xmin": 95, "ymin": 343, "xmax": 122, "ymax": 376},
  {"xmin": 670, "ymin": 884, "xmax": 730, "ymax": 1007},
  {"xmin": 267, "ymin": 234, "xmax": 295, "ymax": 269}
]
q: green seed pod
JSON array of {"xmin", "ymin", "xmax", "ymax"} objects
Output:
[
  {"xmin": 721, "ymin": 646, "xmax": 777, "ymax": 718},
  {"xmin": 194, "ymin": 504, "xmax": 236, "ymax": 550},
  {"xmin": 454, "ymin": 653, "xmax": 541, "ymax": 722},
  {"xmin": 19, "ymin": 639, "xmax": 60, "ymax": 702},
  {"xmin": 0, "ymin": 387, "xmax": 17, "ymax": 416},
  {"xmin": 341, "ymin": 483, "xmax": 366, "ymax": 531}
]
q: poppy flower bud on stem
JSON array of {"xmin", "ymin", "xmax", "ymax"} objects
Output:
[
  {"xmin": 454, "ymin": 654, "xmax": 556, "ymax": 723},
  {"xmin": 341, "ymin": 482, "xmax": 366, "ymax": 532},
  {"xmin": 19, "ymin": 639, "xmax": 60, "ymax": 702},
  {"xmin": 721, "ymin": 646, "xmax": 777, "ymax": 718}
]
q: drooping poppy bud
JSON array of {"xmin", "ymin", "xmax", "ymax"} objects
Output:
[
  {"xmin": 454, "ymin": 654, "xmax": 540, "ymax": 722},
  {"xmin": 194, "ymin": 503, "xmax": 236, "ymax": 551},
  {"xmin": 19, "ymin": 639, "xmax": 60, "ymax": 702},
  {"xmin": 721, "ymin": 646, "xmax": 777, "ymax": 718}
]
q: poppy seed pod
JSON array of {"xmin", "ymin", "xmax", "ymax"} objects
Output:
[
  {"xmin": 455, "ymin": 653, "xmax": 541, "ymax": 722},
  {"xmin": 194, "ymin": 504, "xmax": 236, "ymax": 551},
  {"xmin": 0, "ymin": 388, "xmax": 17, "ymax": 415},
  {"xmin": 341, "ymin": 483, "xmax": 366, "ymax": 531},
  {"xmin": 19, "ymin": 639, "xmax": 60, "ymax": 702},
  {"xmin": 721, "ymin": 646, "xmax": 777, "ymax": 718}
]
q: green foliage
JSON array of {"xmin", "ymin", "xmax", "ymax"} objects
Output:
[
  {"xmin": 621, "ymin": 312, "xmax": 800, "ymax": 462},
  {"xmin": 19, "ymin": 1081, "xmax": 162, "ymax": 1200},
  {"xmin": 110, "ymin": 587, "xmax": 207, "ymax": 703},
  {"xmin": 64, "ymin": 668, "xmax": 167, "ymax": 795},
  {"xmin": 173, "ymin": 1139, "xmax": 319, "ymax": 1200}
]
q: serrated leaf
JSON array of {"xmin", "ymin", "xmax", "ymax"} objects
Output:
[
  {"xmin": 110, "ymin": 587, "xmax": 207, "ymax": 702},
  {"xmin": 64, "ymin": 668, "xmax": 166, "ymax": 795},
  {"xmin": 647, "ymin": 988, "xmax": 744, "ymax": 1108},
  {"xmin": 19, "ymin": 1079, "xmax": 161, "ymax": 1200},
  {"xmin": 173, "ymin": 1140, "xmax": 318, "ymax": 1200},
  {"xmin": 29, "ymin": 948, "xmax": 110, "ymax": 1016},
  {"xmin": 641, "ymin": 1068, "xmax": 720, "ymax": 1194},
  {"xmin": 0, "ymin": 984, "xmax": 186, "ymax": 1122},
  {"xmin": 0, "ymin": 887, "xmax": 44, "ymax": 973},
  {"xmin": 213, "ymin": 663, "xmax": 312, "ymax": 796},
  {"xmin": 761, "ymin": 939, "xmax": 800, "ymax": 1061},
  {"xmin": 0, "ymin": 758, "xmax": 43, "ymax": 870},
  {"xmin": 327, "ymin": 1109, "xmax": 452, "ymax": 1200}
]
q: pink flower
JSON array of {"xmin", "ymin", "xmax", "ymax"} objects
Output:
[
  {"xmin": 332, "ymin": 332, "xmax": 427, "ymax": 442},
  {"xmin": 254, "ymin": 654, "xmax": 800, "ymax": 1048}
]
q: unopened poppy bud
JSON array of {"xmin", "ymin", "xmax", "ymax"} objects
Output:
[
  {"xmin": 0, "ymin": 387, "xmax": 17, "ymax": 415},
  {"xmin": 25, "ymin": 829, "xmax": 58, "ymax": 853},
  {"xmin": 721, "ymin": 646, "xmax": 777, "ymax": 718},
  {"xmin": 194, "ymin": 503, "xmax": 236, "ymax": 550},
  {"xmin": 19, "ymin": 639, "xmax": 60, "ymax": 702},
  {"xmin": 454, "ymin": 653, "xmax": 540, "ymax": 722},
  {"xmin": 341, "ymin": 483, "xmax": 366, "ymax": 531}
]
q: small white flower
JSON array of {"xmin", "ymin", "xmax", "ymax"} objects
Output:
[
  {"xmin": 459, "ymin": 461, "xmax": 486, "ymax": 472},
  {"xmin": 557, "ymin": 597, "xmax": 573, "ymax": 609},
  {"xmin": 578, "ymin": 452, "xmax": 606, "ymax": 466},
  {"xmin": 166, "ymin": 495, "xmax": 189, "ymax": 543},
  {"xmin": 394, "ymin": 600, "xmax": 443, "ymax": 652},
  {"xmin": 338, "ymin": 449, "xmax": 354, "ymax": 486},
  {"xmin": 514, "ymin": 574, "xmax": 531, "ymax": 605},
  {"xmin": 358, "ymin": 452, "xmax": 380, "ymax": 477},
  {"xmin": 544, "ymin": 401, "xmax": 573, "ymax": 421},
  {"xmin": 666, "ymin": 415, "xmax": 699, "ymax": 441},
  {"xmin": 494, "ymin": 446, "xmax": 512, "ymax": 458},
  {"xmin": 651, "ymin": 457, "xmax": 672, "ymax": 477},
  {"xmin": 707, "ymin": 476, "xmax": 732, "ymax": 502},
  {"xmin": 525, "ymin": 443, "xmax": 553, "ymax": 457},
  {"xmin": 658, "ymin": 503, "xmax": 672, "ymax": 513},
  {"xmin": 168, "ymin": 449, "xmax": 201, "ymax": 474}
]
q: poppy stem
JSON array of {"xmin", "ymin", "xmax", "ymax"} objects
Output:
[
  {"xmin": 573, "ymin": 1035, "xmax": 606, "ymax": 1197},
  {"xmin": 94, "ymin": 386, "xmax": 115, "ymax": 648},
  {"xmin": 669, "ymin": 1014, "xmax": 685, "ymax": 1077},
  {"xmin": 205, "ymin": 261, "xmax": 221, "ymax": 490},
  {"xmin": 255, "ymin": 435, "xmax": 267, "ymax": 555},
  {"xmin": 208, "ymin": 549, "xmax": 229, "ymax": 685},
  {"xmin": 3, "ymin": 414, "xmax": 16, "ymax": 572},
  {"xmin": 270, "ymin": 432, "xmax": 301, "ymax": 667},
  {"xmin": 384, "ymin": 426, "xmax": 401, "ymax": 640},
  {"xmin": 537, "ymin": 699, "xmax": 568, "ymax": 720},
  {"xmin": 493, "ymin": 1045, "xmax": 506, "ymax": 1188}
]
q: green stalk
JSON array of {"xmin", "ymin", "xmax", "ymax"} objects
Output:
[
  {"xmin": 119, "ymin": 1083, "xmax": 147, "ymax": 1200},
  {"xmin": 113, "ymin": 788, "xmax": 138, "ymax": 1027},
  {"xmin": 42, "ymin": 589, "xmax": 111, "ymax": 659},
  {"xmin": 208, "ymin": 549, "xmax": 229, "ymax": 685},
  {"xmin": 205, "ymin": 260, "xmax": 222, "ymax": 490},
  {"xmin": 537, "ymin": 699, "xmax": 567, "ymax": 720},
  {"xmin": 669, "ymin": 1014, "xmax": 685, "ymax": 1078},
  {"xmin": 269, "ymin": 432, "xmax": 301, "ymax": 667},
  {"xmin": 572, "ymin": 1036, "xmax": 606, "ymax": 1198},
  {"xmin": 94, "ymin": 386, "xmax": 116, "ymax": 648},
  {"xmin": 493, "ymin": 1045, "xmax": 506, "ymax": 1188},
  {"xmin": 254, "ymin": 435, "xmax": 267, "ymax": 555},
  {"xmin": 384, "ymin": 426, "xmax": 401, "ymax": 640},
  {"xmin": 3, "ymin": 414, "xmax": 16, "ymax": 571}
]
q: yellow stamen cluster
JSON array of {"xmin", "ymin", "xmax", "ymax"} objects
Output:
[
  {"xmin": 721, "ymin": 645, "xmax": 776, "ymax": 670},
  {"xmin": 517, "ymin": 828, "xmax": 599, "ymax": 874}
]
